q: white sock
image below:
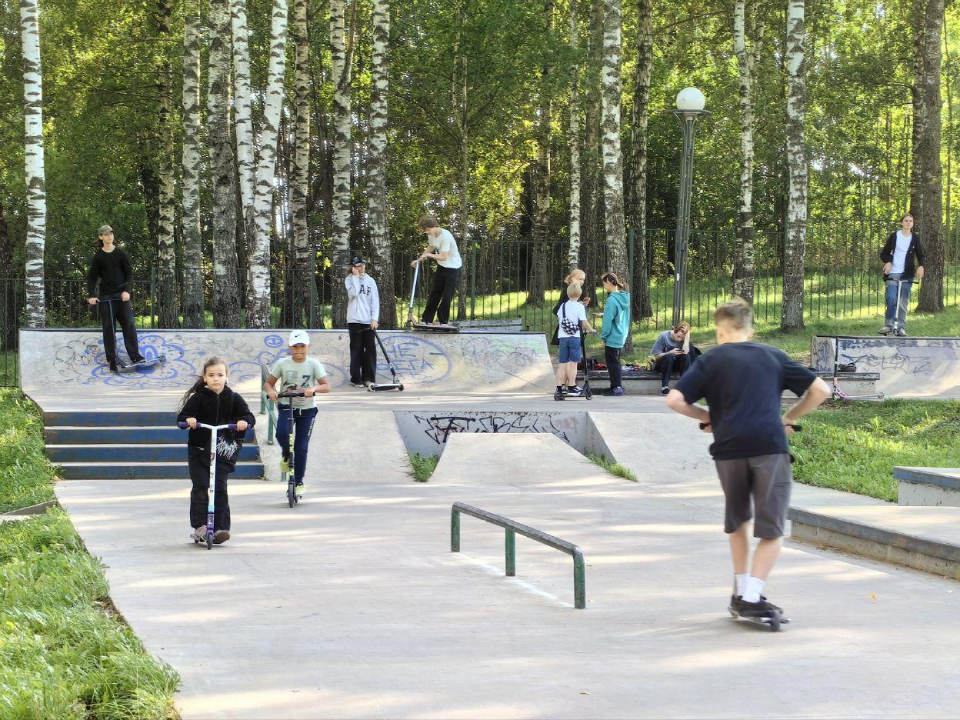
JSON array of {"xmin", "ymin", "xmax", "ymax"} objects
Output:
[
  {"xmin": 735, "ymin": 573, "xmax": 750, "ymax": 597},
  {"xmin": 741, "ymin": 577, "xmax": 765, "ymax": 603}
]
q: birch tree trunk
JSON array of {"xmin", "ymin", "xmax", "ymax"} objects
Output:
[
  {"xmin": 627, "ymin": 0, "xmax": 652, "ymax": 317},
  {"xmin": 246, "ymin": 0, "xmax": 289, "ymax": 328},
  {"xmin": 601, "ymin": 0, "xmax": 631, "ymax": 350},
  {"xmin": 782, "ymin": 0, "xmax": 807, "ymax": 330},
  {"xmin": 368, "ymin": 0, "xmax": 396, "ymax": 327},
  {"xmin": 455, "ymin": 0, "xmax": 469, "ymax": 320},
  {"xmin": 733, "ymin": 0, "xmax": 756, "ymax": 305},
  {"xmin": 579, "ymin": 0, "xmax": 604, "ymax": 296},
  {"xmin": 567, "ymin": 0, "xmax": 581, "ymax": 270},
  {"xmin": 913, "ymin": 0, "xmax": 945, "ymax": 312},
  {"xmin": 529, "ymin": 0, "xmax": 554, "ymax": 308},
  {"xmin": 231, "ymin": 0, "xmax": 256, "ymax": 230},
  {"xmin": 208, "ymin": 0, "xmax": 241, "ymax": 328},
  {"xmin": 290, "ymin": 0, "xmax": 313, "ymax": 326},
  {"xmin": 330, "ymin": 0, "xmax": 353, "ymax": 327},
  {"xmin": 155, "ymin": 0, "xmax": 179, "ymax": 327},
  {"xmin": 181, "ymin": 0, "xmax": 204, "ymax": 328},
  {"xmin": 20, "ymin": 0, "xmax": 46, "ymax": 328}
]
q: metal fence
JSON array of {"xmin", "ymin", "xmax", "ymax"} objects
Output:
[{"xmin": 3, "ymin": 221, "xmax": 959, "ymax": 387}]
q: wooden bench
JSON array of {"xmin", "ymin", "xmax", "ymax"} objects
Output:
[
  {"xmin": 458, "ymin": 318, "xmax": 524, "ymax": 333},
  {"xmin": 584, "ymin": 368, "xmax": 880, "ymax": 398}
]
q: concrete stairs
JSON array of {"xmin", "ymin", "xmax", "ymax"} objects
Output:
[{"xmin": 44, "ymin": 411, "xmax": 264, "ymax": 480}]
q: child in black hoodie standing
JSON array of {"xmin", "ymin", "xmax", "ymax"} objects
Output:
[{"xmin": 176, "ymin": 357, "xmax": 256, "ymax": 544}]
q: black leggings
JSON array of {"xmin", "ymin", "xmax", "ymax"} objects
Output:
[
  {"xmin": 422, "ymin": 267, "xmax": 461, "ymax": 324},
  {"xmin": 605, "ymin": 346, "xmax": 623, "ymax": 390},
  {"xmin": 99, "ymin": 297, "xmax": 142, "ymax": 364},
  {"xmin": 188, "ymin": 454, "xmax": 231, "ymax": 530},
  {"xmin": 348, "ymin": 323, "xmax": 377, "ymax": 384}
]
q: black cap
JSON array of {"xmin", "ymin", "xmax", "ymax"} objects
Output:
[{"xmin": 351, "ymin": 254, "xmax": 365, "ymax": 266}]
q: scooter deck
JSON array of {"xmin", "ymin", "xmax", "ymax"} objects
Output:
[
  {"xmin": 412, "ymin": 323, "xmax": 459, "ymax": 333},
  {"xmin": 116, "ymin": 355, "xmax": 167, "ymax": 373},
  {"xmin": 727, "ymin": 606, "xmax": 790, "ymax": 631}
]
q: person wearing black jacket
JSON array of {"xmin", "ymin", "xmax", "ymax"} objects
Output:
[
  {"xmin": 879, "ymin": 213, "xmax": 926, "ymax": 336},
  {"xmin": 176, "ymin": 357, "xmax": 256, "ymax": 544},
  {"xmin": 86, "ymin": 225, "xmax": 145, "ymax": 371}
]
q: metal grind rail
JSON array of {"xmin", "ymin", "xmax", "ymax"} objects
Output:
[{"xmin": 450, "ymin": 502, "xmax": 586, "ymax": 609}]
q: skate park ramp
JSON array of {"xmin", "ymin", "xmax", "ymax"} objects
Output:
[
  {"xmin": 19, "ymin": 328, "xmax": 556, "ymax": 411},
  {"xmin": 812, "ymin": 335, "xmax": 960, "ymax": 398}
]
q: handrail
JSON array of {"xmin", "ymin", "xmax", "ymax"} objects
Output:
[
  {"xmin": 451, "ymin": 502, "xmax": 585, "ymax": 609},
  {"xmin": 260, "ymin": 365, "xmax": 275, "ymax": 445}
]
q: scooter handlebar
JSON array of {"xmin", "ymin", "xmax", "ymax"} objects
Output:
[
  {"xmin": 177, "ymin": 422, "xmax": 239, "ymax": 430},
  {"xmin": 276, "ymin": 390, "xmax": 306, "ymax": 398}
]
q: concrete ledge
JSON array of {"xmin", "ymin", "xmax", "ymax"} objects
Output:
[
  {"xmin": 789, "ymin": 507, "xmax": 960, "ymax": 580},
  {"xmin": 895, "ymin": 467, "xmax": 960, "ymax": 507},
  {"xmin": 585, "ymin": 370, "xmax": 879, "ymax": 397}
]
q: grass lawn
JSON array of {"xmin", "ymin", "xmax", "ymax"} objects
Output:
[
  {"xmin": 791, "ymin": 399, "xmax": 960, "ymax": 501},
  {"xmin": 0, "ymin": 389, "xmax": 179, "ymax": 718}
]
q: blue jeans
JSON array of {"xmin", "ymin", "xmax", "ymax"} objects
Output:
[
  {"xmin": 276, "ymin": 406, "xmax": 317, "ymax": 483},
  {"xmin": 884, "ymin": 273, "xmax": 913, "ymax": 328}
]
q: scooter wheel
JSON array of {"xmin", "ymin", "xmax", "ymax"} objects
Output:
[
  {"xmin": 398, "ymin": 384, "xmax": 404, "ymax": 391},
  {"xmin": 877, "ymin": 392, "xmax": 885, "ymax": 400},
  {"xmin": 205, "ymin": 532, "xmax": 213, "ymax": 550}
]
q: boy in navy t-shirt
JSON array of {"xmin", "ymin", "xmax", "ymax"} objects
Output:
[{"xmin": 665, "ymin": 298, "xmax": 830, "ymax": 618}]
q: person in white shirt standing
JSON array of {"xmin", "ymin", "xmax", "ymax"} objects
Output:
[
  {"xmin": 554, "ymin": 282, "xmax": 596, "ymax": 401},
  {"xmin": 879, "ymin": 212, "xmax": 926, "ymax": 336},
  {"xmin": 413, "ymin": 215, "xmax": 462, "ymax": 326},
  {"xmin": 344, "ymin": 254, "xmax": 380, "ymax": 387}
]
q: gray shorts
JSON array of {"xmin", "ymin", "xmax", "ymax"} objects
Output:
[{"xmin": 715, "ymin": 454, "xmax": 793, "ymax": 539}]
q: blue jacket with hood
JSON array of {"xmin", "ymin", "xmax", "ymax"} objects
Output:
[{"xmin": 600, "ymin": 291, "xmax": 631, "ymax": 349}]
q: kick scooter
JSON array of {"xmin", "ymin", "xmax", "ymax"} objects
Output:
[
  {"xmin": 177, "ymin": 421, "xmax": 237, "ymax": 549},
  {"xmin": 406, "ymin": 259, "xmax": 459, "ymax": 333},
  {"xmin": 369, "ymin": 329, "xmax": 404, "ymax": 391},
  {"xmin": 93, "ymin": 295, "xmax": 166, "ymax": 371},
  {"xmin": 276, "ymin": 389, "xmax": 306, "ymax": 507}
]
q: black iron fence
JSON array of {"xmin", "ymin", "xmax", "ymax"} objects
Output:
[{"xmin": 3, "ymin": 221, "xmax": 959, "ymax": 387}]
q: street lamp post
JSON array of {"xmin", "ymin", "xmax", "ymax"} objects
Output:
[{"xmin": 672, "ymin": 87, "xmax": 710, "ymax": 326}]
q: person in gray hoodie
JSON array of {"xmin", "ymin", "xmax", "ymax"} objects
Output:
[{"xmin": 344, "ymin": 254, "xmax": 381, "ymax": 387}]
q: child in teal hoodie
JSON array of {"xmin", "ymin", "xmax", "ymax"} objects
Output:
[{"xmin": 599, "ymin": 271, "xmax": 631, "ymax": 396}]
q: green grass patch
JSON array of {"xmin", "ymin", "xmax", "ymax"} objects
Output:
[
  {"xmin": 0, "ymin": 389, "xmax": 180, "ymax": 717},
  {"xmin": 586, "ymin": 453, "xmax": 638, "ymax": 482},
  {"xmin": 408, "ymin": 453, "xmax": 439, "ymax": 482},
  {"xmin": 0, "ymin": 510, "xmax": 180, "ymax": 718},
  {"xmin": 791, "ymin": 399, "xmax": 960, "ymax": 501},
  {"xmin": 0, "ymin": 389, "xmax": 57, "ymax": 514}
]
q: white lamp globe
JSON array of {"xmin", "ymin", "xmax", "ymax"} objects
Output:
[{"xmin": 675, "ymin": 87, "xmax": 706, "ymax": 112}]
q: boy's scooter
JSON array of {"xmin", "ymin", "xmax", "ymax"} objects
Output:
[
  {"xmin": 276, "ymin": 389, "xmax": 306, "ymax": 508},
  {"xmin": 177, "ymin": 421, "xmax": 238, "ymax": 549},
  {"xmin": 369, "ymin": 329, "xmax": 404, "ymax": 391},
  {"xmin": 829, "ymin": 338, "xmax": 884, "ymax": 401},
  {"xmin": 560, "ymin": 331, "xmax": 594, "ymax": 400},
  {"xmin": 94, "ymin": 295, "xmax": 166, "ymax": 371},
  {"xmin": 406, "ymin": 259, "xmax": 459, "ymax": 333}
]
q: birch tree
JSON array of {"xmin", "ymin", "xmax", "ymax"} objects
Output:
[
  {"xmin": 289, "ymin": 0, "xmax": 312, "ymax": 326},
  {"xmin": 567, "ymin": 0, "xmax": 581, "ymax": 270},
  {"xmin": 181, "ymin": 0, "xmax": 204, "ymax": 328},
  {"xmin": 20, "ymin": 0, "xmax": 46, "ymax": 328},
  {"xmin": 368, "ymin": 0, "xmax": 396, "ymax": 327},
  {"xmin": 627, "ymin": 0, "xmax": 652, "ymax": 317},
  {"xmin": 732, "ymin": 0, "xmax": 758, "ymax": 305},
  {"xmin": 208, "ymin": 0, "xmax": 241, "ymax": 327},
  {"xmin": 155, "ymin": 0, "xmax": 178, "ymax": 327},
  {"xmin": 912, "ymin": 0, "xmax": 945, "ymax": 312},
  {"xmin": 601, "ymin": 0, "xmax": 630, "ymax": 349},
  {"xmin": 231, "ymin": 0, "xmax": 256, "ymax": 232},
  {"xmin": 246, "ymin": 0, "xmax": 290, "ymax": 328},
  {"xmin": 579, "ymin": 0, "xmax": 604, "ymax": 293},
  {"xmin": 782, "ymin": 0, "xmax": 807, "ymax": 330},
  {"xmin": 528, "ymin": 0, "xmax": 554, "ymax": 308},
  {"xmin": 330, "ymin": 0, "xmax": 354, "ymax": 327}
]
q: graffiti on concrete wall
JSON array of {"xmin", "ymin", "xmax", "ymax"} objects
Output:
[{"xmin": 410, "ymin": 412, "xmax": 576, "ymax": 446}]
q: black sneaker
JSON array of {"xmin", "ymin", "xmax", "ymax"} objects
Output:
[
  {"xmin": 735, "ymin": 596, "xmax": 778, "ymax": 618},
  {"xmin": 567, "ymin": 386, "xmax": 583, "ymax": 397},
  {"xmin": 601, "ymin": 387, "xmax": 624, "ymax": 396},
  {"xmin": 660, "ymin": 386, "xmax": 670, "ymax": 395},
  {"xmin": 109, "ymin": 361, "xmax": 119, "ymax": 373},
  {"xmin": 554, "ymin": 389, "xmax": 565, "ymax": 401},
  {"xmin": 213, "ymin": 529, "xmax": 231, "ymax": 545}
]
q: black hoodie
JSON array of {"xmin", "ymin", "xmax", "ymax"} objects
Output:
[{"xmin": 176, "ymin": 386, "xmax": 256, "ymax": 471}]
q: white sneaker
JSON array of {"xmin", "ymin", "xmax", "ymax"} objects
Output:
[
  {"xmin": 350, "ymin": 382, "xmax": 366, "ymax": 388},
  {"xmin": 878, "ymin": 326, "xmax": 892, "ymax": 335}
]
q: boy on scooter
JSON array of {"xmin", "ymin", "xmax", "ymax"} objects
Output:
[
  {"xmin": 879, "ymin": 213, "xmax": 926, "ymax": 337},
  {"xmin": 263, "ymin": 331, "xmax": 330, "ymax": 498}
]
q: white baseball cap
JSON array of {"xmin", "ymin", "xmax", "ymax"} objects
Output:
[{"xmin": 288, "ymin": 330, "xmax": 311, "ymax": 346}]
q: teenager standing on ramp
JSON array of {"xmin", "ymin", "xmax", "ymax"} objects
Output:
[
  {"xmin": 412, "ymin": 215, "xmax": 462, "ymax": 328},
  {"xmin": 86, "ymin": 225, "xmax": 146, "ymax": 372},
  {"xmin": 879, "ymin": 212, "xmax": 925, "ymax": 337},
  {"xmin": 665, "ymin": 299, "xmax": 830, "ymax": 625},
  {"xmin": 344, "ymin": 254, "xmax": 380, "ymax": 388}
]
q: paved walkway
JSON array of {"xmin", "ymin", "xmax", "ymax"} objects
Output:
[{"xmin": 56, "ymin": 429, "xmax": 960, "ymax": 719}]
